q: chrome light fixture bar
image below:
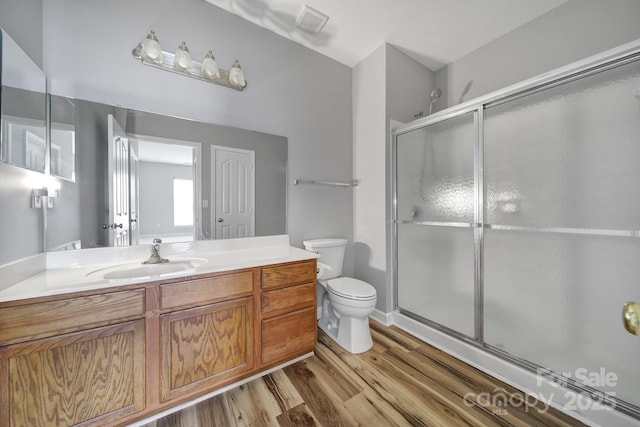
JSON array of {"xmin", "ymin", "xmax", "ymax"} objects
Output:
[{"xmin": 132, "ymin": 31, "xmax": 247, "ymax": 91}]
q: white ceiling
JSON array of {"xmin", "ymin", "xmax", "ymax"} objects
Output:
[{"xmin": 204, "ymin": 0, "xmax": 569, "ymax": 71}]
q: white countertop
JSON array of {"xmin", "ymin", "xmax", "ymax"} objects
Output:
[{"xmin": 0, "ymin": 235, "xmax": 318, "ymax": 303}]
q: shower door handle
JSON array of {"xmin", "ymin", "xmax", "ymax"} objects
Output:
[{"xmin": 623, "ymin": 302, "xmax": 640, "ymax": 335}]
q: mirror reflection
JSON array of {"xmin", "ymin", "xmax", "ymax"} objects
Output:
[
  {"xmin": 50, "ymin": 95, "xmax": 76, "ymax": 182},
  {"xmin": 136, "ymin": 138, "xmax": 199, "ymax": 245},
  {"xmin": 0, "ymin": 29, "xmax": 47, "ymax": 173},
  {"xmin": 46, "ymin": 96, "xmax": 288, "ymax": 251}
]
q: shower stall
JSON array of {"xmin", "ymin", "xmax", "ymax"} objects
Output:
[{"xmin": 392, "ymin": 40, "xmax": 640, "ymax": 420}]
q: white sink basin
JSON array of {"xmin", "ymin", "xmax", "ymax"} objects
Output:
[{"xmin": 87, "ymin": 258, "xmax": 208, "ymax": 280}]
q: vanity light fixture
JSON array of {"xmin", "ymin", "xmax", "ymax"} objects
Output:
[
  {"xmin": 228, "ymin": 60, "xmax": 246, "ymax": 88},
  {"xmin": 201, "ymin": 50, "xmax": 220, "ymax": 79},
  {"xmin": 174, "ymin": 41, "xmax": 193, "ymax": 71},
  {"xmin": 132, "ymin": 30, "xmax": 247, "ymax": 91},
  {"xmin": 140, "ymin": 30, "xmax": 163, "ymax": 64}
]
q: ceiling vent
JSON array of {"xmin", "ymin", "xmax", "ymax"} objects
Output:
[{"xmin": 295, "ymin": 5, "xmax": 329, "ymax": 33}]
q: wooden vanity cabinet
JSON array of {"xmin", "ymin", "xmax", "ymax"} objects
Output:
[
  {"xmin": 260, "ymin": 260, "xmax": 317, "ymax": 366},
  {"xmin": 0, "ymin": 290, "xmax": 146, "ymax": 427},
  {"xmin": 0, "ymin": 258, "xmax": 317, "ymax": 426}
]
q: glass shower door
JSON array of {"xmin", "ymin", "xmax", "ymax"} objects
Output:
[
  {"xmin": 395, "ymin": 112, "xmax": 478, "ymax": 338},
  {"xmin": 483, "ymin": 58, "xmax": 640, "ymax": 410}
]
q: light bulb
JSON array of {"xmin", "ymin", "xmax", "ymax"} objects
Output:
[
  {"xmin": 201, "ymin": 50, "xmax": 220, "ymax": 79},
  {"xmin": 228, "ymin": 60, "xmax": 246, "ymax": 88},
  {"xmin": 174, "ymin": 41, "xmax": 193, "ymax": 71},
  {"xmin": 141, "ymin": 30, "xmax": 163, "ymax": 64}
]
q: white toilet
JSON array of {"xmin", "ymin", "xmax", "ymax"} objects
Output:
[{"xmin": 303, "ymin": 238, "xmax": 377, "ymax": 354}]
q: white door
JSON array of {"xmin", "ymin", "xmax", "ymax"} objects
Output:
[
  {"xmin": 212, "ymin": 146, "xmax": 255, "ymax": 239},
  {"xmin": 129, "ymin": 139, "xmax": 140, "ymax": 246},
  {"xmin": 191, "ymin": 147, "xmax": 200, "ymax": 241},
  {"xmin": 107, "ymin": 114, "xmax": 130, "ymax": 247}
]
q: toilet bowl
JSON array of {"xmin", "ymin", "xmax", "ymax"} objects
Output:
[{"xmin": 303, "ymin": 238, "xmax": 377, "ymax": 354}]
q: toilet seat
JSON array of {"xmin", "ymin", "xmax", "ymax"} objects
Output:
[{"xmin": 327, "ymin": 277, "xmax": 376, "ymax": 301}]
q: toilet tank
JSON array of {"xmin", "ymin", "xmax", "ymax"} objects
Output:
[{"xmin": 302, "ymin": 238, "xmax": 347, "ymax": 280}]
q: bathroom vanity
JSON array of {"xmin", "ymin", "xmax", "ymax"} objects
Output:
[{"xmin": 0, "ymin": 236, "xmax": 317, "ymax": 427}]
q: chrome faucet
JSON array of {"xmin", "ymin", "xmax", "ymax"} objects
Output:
[{"xmin": 144, "ymin": 238, "xmax": 169, "ymax": 264}]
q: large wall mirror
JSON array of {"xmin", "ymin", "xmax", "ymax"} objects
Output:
[
  {"xmin": 0, "ymin": 29, "xmax": 47, "ymax": 173},
  {"xmin": 46, "ymin": 96, "xmax": 288, "ymax": 251}
]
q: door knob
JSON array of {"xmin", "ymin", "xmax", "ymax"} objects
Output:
[
  {"xmin": 217, "ymin": 218, "xmax": 224, "ymax": 222},
  {"xmin": 623, "ymin": 302, "xmax": 640, "ymax": 335}
]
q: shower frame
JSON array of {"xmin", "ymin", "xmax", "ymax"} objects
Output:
[{"xmin": 390, "ymin": 39, "xmax": 640, "ymax": 420}]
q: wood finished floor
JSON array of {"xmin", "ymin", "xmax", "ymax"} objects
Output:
[{"xmin": 144, "ymin": 320, "xmax": 584, "ymax": 427}]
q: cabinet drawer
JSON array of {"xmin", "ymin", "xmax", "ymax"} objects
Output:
[
  {"xmin": 262, "ymin": 307, "xmax": 317, "ymax": 365},
  {"xmin": 261, "ymin": 282, "xmax": 315, "ymax": 317},
  {"xmin": 261, "ymin": 260, "xmax": 316, "ymax": 290},
  {"xmin": 0, "ymin": 289, "xmax": 145, "ymax": 345},
  {"xmin": 160, "ymin": 270, "xmax": 254, "ymax": 311}
]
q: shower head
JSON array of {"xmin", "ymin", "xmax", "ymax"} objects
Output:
[{"xmin": 428, "ymin": 88, "xmax": 442, "ymax": 115}]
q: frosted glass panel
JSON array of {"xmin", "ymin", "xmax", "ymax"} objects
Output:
[
  {"xmin": 485, "ymin": 230, "xmax": 640, "ymax": 407},
  {"xmin": 397, "ymin": 224, "xmax": 475, "ymax": 337},
  {"xmin": 484, "ymin": 60, "xmax": 640, "ymax": 230},
  {"xmin": 396, "ymin": 112, "xmax": 475, "ymax": 223},
  {"xmin": 395, "ymin": 53, "xmax": 640, "ymax": 415}
]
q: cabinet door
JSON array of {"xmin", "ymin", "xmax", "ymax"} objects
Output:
[
  {"xmin": 160, "ymin": 297, "xmax": 253, "ymax": 402},
  {"xmin": 1, "ymin": 320, "xmax": 145, "ymax": 427}
]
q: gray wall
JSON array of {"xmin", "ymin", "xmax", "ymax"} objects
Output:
[
  {"xmin": 0, "ymin": 162, "xmax": 44, "ymax": 263},
  {"xmin": 434, "ymin": 0, "xmax": 640, "ymax": 111},
  {"xmin": 42, "ymin": 0, "xmax": 354, "ymax": 273},
  {"xmin": 0, "ymin": 0, "xmax": 42, "ymax": 67},
  {"xmin": 386, "ymin": 45, "xmax": 435, "ymax": 124},
  {"xmin": 352, "ymin": 44, "xmax": 435, "ymax": 312},
  {"xmin": 2, "ymin": 87, "xmax": 46, "ymax": 121},
  {"xmin": 353, "ymin": 45, "xmax": 386, "ymax": 310}
]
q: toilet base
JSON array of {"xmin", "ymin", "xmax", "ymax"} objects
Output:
[{"xmin": 318, "ymin": 314, "xmax": 373, "ymax": 354}]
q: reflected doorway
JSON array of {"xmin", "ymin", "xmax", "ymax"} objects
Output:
[{"xmin": 137, "ymin": 138, "xmax": 202, "ymax": 244}]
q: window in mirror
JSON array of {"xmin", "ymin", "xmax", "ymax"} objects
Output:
[{"xmin": 173, "ymin": 178, "xmax": 194, "ymax": 227}]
